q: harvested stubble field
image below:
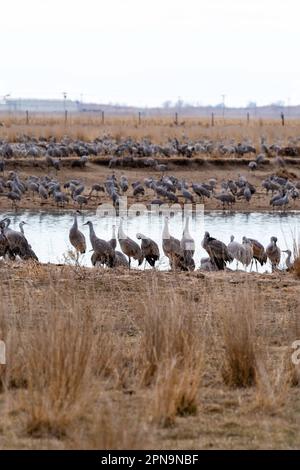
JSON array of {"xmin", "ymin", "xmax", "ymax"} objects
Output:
[
  {"xmin": 1, "ymin": 114, "xmax": 300, "ymax": 144},
  {"xmin": 0, "ymin": 262, "xmax": 300, "ymax": 449}
]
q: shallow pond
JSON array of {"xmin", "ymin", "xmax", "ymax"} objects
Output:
[{"xmin": 1, "ymin": 210, "xmax": 300, "ymax": 271}]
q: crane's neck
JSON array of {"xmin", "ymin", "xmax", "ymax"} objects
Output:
[
  {"xmin": 88, "ymin": 223, "xmax": 97, "ymax": 245},
  {"xmin": 118, "ymin": 219, "xmax": 127, "ymax": 240},
  {"xmin": 163, "ymin": 218, "xmax": 170, "ymax": 239},
  {"xmin": 183, "ymin": 217, "xmax": 190, "ymax": 237},
  {"xmin": 19, "ymin": 223, "xmax": 24, "ymax": 235},
  {"xmin": 73, "ymin": 213, "xmax": 78, "ymax": 229}
]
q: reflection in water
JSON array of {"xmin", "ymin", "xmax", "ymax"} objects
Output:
[{"xmin": 0, "ymin": 210, "xmax": 299, "ymax": 271}]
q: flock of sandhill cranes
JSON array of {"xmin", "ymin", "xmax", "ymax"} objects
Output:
[
  {"xmin": 2, "ymin": 169, "xmax": 300, "ymax": 211},
  {"xmin": 0, "ymin": 212, "xmax": 293, "ymax": 272},
  {"xmin": 68, "ymin": 213, "xmax": 292, "ymax": 272}
]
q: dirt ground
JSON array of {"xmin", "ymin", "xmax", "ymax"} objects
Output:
[
  {"xmin": 0, "ymin": 263, "xmax": 300, "ymax": 449},
  {"xmin": 1, "ymin": 157, "xmax": 300, "ymax": 212}
]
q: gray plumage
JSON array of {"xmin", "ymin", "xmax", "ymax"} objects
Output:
[
  {"xmin": 118, "ymin": 219, "xmax": 144, "ymax": 268},
  {"xmin": 202, "ymin": 231, "xmax": 233, "ymax": 270},
  {"xmin": 266, "ymin": 236, "xmax": 281, "ymax": 271},
  {"xmin": 136, "ymin": 232, "xmax": 160, "ymax": 267},
  {"xmin": 84, "ymin": 221, "xmax": 115, "ymax": 268},
  {"xmin": 282, "ymin": 249, "xmax": 292, "ymax": 270},
  {"xmin": 69, "ymin": 212, "xmax": 86, "ymax": 261},
  {"xmin": 162, "ymin": 217, "xmax": 193, "ymax": 271}
]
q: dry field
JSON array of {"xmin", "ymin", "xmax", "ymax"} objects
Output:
[
  {"xmin": 1, "ymin": 114, "xmax": 300, "ymax": 145},
  {"xmin": 0, "ymin": 262, "xmax": 300, "ymax": 449}
]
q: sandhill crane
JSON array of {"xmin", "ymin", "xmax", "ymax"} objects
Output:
[
  {"xmin": 136, "ymin": 233, "xmax": 160, "ymax": 268},
  {"xmin": 181, "ymin": 182, "xmax": 194, "ymax": 203},
  {"xmin": 200, "ymin": 256, "xmax": 218, "ymax": 271},
  {"xmin": 266, "ymin": 236, "xmax": 281, "ymax": 271},
  {"xmin": 91, "ymin": 250, "xmax": 129, "ymax": 268},
  {"xmin": 215, "ymin": 193, "xmax": 235, "ymax": 209},
  {"xmin": 0, "ymin": 222, "xmax": 10, "ymax": 258},
  {"xmin": 180, "ymin": 217, "xmax": 195, "ymax": 257},
  {"xmin": 118, "ymin": 218, "xmax": 144, "ymax": 269},
  {"xmin": 1, "ymin": 218, "xmax": 38, "ymax": 261},
  {"xmin": 180, "ymin": 216, "xmax": 195, "ymax": 270},
  {"xmin": 84, "ymin": 220, "xmax": 115, "ymax": 268},
  {"xmin": 19, "ymin": 221, "xmax": 27, "ymax": 236},
  {"xmin": 242, "ymin": 236, "xmax": 254, "ymax": 270},
  {"xmin": 69, "ymin": 212, "xmax": 86, "ymax": 264},
  {"xmin": 162, "ymin": 217, "xmax": 191, "ymax": 270},
  {"xmin": 248, "ymin": 238, "xmax": 267, "ymax": 271},
  {"xmin": 109, "ymin": 225, "xmax": 117, "ymax": 250},
  {"xmin": 227, "ymin": 235, "xmax": 245, "ymax": 268},
  {"xmin": 271, "ymin": 192, "xmax": 289, "ymax": 210},
  {"xmin": 282, "ymin": 249, "xmax": 292, "ymax": 270},
  {"xmin": 202, "ymin": 231, "xmax": 233, "ymax": 270}
]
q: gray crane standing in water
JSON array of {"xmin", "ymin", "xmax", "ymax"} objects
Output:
[
  {"xmin": 0, "ymin": 220, "xmax": 10, "ymax": 258},
  {"xmin": 84, "ymin": 220, "xmax": 115, "ymax": 268},
  {"xmin": 109, "ymin": 224, "xmax": 117, "ymax": 250},
  {"xmin": 107, "ymin": 223, "xmax": 129, "ymax": 267},
  {"xmin": 282, "ymin": 249, "xmax": 292, "ymax": 270},
  {"xmin": 227, "ymin": 235, "xmax": 245, "ymax": 269},
  {"xmin": 136, "ymin": 232, "xmax": 160, "ymax": 268},
  {"xmin": 241, "ymin": 236, "xmax": 254, "ymax": 270},
  {"xmin": 202, "ymin": 231, "xmax": 233, "ymax": 270},
  {"xmin": 118, "ymin": 218, "xmax": 144, "ymax": 269},
  {"xmin": 0, "ymin": 218, "xmax": 38, "ymax": 261},
  {"xmin": 180, "ymin": 216, "xmax": 195, "ymax": 270},
  {"xmin": 162, "ymin": 216, "xmax": 193, "ymax": 271},
  {"xmin": 19, "ymin": 221, "xmax": 27, "ymax": 236},
  {"xmin": 248, "ymin": 238, "xmax": 267, "ymax": 271},
  {"xmin": 266, "ymin": 236, "xmax": 281, "ymax": 271},
  {"xmin": 69, "ymin": 211, "xmax": 86, "ymax": 264}
]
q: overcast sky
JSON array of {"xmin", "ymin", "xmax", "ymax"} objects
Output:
[{"xmin": 0, "ymin": 0, "xmax": 299, "ymax": 107}]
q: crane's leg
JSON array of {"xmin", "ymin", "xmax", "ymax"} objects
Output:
[{"xmin": 128, "ymin": 257, "xmax": 131, "ymax": 270}]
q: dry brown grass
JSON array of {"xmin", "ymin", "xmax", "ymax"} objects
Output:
[
  {"xmin": 137, "ymin": 282, "xmax": 205, "ymax": 425},
  {"xmin": 0, "ymin": 265, "xmax": 300, "ymax": 449},
  {"xmin": 219, "ymin": 289, "xmax": 259, "ymax": 388},
  {"xmin": 1, "ymin": 113, "xmax": 300, "ymax": 144}
]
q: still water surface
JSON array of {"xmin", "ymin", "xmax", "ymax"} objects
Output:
[{"xmin": 1, "ymin": 210, "xmax": 299, "ymax": 271}]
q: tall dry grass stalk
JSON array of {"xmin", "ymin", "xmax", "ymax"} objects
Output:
[
  {"xmin": 219, "ymin": 288, "xmax": 259, "ymax": 388},
  {"xmin": 22, "ymin": 308, "xmax": 94, "ymax": 437},
  {"xmin": 254, "ymin": 349, "xmax": 292, "ymax": 412},
  {"xmin": 138, "ymin": 281, "xmax": 205, "ymax": 425}
]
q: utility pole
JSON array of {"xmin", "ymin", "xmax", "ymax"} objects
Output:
[
  {"xmin": 221, "ymin": 94, "xmax": 226, "ymax": 119},
  {"xmin": 63, "ymin": 92, "xmax": 67, "ymax": 124}
]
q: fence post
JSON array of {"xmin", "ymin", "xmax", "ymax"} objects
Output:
[
  {"xmin": 101, "ymin": 110, "xmax": 105, "ymax": 124},
  {"xmin": 211, "ymin": 112, "xmax": 214, "ymax": 127},
  {"xmin": 281, "ymin": 112, "xmax": 285, "ymax": 126},
  {"xmin": 175, "ymin": 112, "xmax": 178, "ymax": 125},
  {"xmin": 138, "ymin": 111, "xmax": 141, "ymax": 125},
  {"xmin": 64, "ymin": 110, "xmax": 68, "ymax": 125},
  {"xmin": 247, "ymin": 112, "xmax": 250, "ymax": 125},
  {"xmin": 26, "ymin": 110, "xmax": 29, "ymax": 125}
]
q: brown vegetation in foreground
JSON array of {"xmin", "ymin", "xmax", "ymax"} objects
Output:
[
  {"xmin": 0, "ymin": 262, "xmax": 300, "ymax": 449},
  {"xmin": 1, "ymin": 114, "xmax": 300, "ymax": 144}
]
